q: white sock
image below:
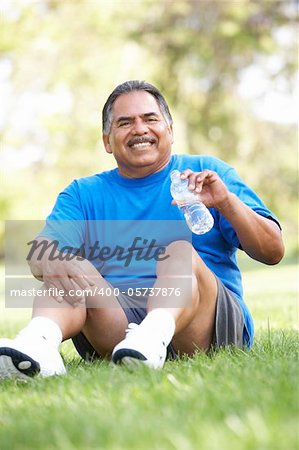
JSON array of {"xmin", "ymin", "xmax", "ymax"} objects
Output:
[
  {"xmin": 139, "ymin": 309, "xmax": 175, "ymax": 346},
  {"xmin": 16, "ymin": 317, "xmax": 63, "ymax": 349}
]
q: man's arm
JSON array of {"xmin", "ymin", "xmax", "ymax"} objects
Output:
[
  {"xmin": 27, "ymin": 237, "xmax": 55, "ymax": 281},
  {"xmin": 27, "ymin": 237, "xmax": 97, "ymax": 303},
  {"xmin": 180, "ymin": 169, "xmax": 284, "ymax": 265},
  {"xmin": 216, "ymin": 193, "xmax": 284, "ymax": 264}
]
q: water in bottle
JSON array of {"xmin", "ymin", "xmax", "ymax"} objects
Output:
[{"xmin": 170, "ymin": 170, "xmax": 214, "ymax": 234}]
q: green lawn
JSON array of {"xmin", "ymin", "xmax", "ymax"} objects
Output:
[{"xmin": 0, "ymin": 260, "xmax": 298, "ymax": 450}]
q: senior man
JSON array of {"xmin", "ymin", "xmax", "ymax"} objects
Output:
[{"xmin": 0, "ymin": 80, "xmax": 284, "ymax": 379}]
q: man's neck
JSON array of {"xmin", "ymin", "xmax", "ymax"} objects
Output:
[{"xmin": 118, "ymin": 157, "xmax": 171, "ymax": 179}]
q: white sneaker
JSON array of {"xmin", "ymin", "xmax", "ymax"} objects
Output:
[
  {"xmin": 112, "ymin": 323, "xmax": 167, "ymax": 369},
  {"xmin": 0, "ymin": 337, "xmax": 66, "ymax": 380}
]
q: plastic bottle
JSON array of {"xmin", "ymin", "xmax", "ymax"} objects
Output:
[{"xmin": 170, "ymin": 170, "xmax": 214, "ymax": 235}]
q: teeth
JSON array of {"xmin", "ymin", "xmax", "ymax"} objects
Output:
[{"xmin": 131, "ymin": 142, "xmax": 152, "ymax": 149}]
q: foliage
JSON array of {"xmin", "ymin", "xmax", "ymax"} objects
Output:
[{"xmin": 0, "ymin": 0, "xmax": 298, "ymax": 253}]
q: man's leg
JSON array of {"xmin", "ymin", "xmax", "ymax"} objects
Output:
[
  {"xmin": 151, "ymin": 240, "xmax": 217, "ymax": 354},
  {"xmin": 0, "ymin": 273, "xmax": 129, "ymax": 379},
  {"xmin": 112, "ymin": 240, "xmax": 218, "ymax": 367},
  {"xmin": 32, "ymin": 285, "xmax": 129, "ymax": 357}
]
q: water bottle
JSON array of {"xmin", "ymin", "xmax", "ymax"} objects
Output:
[{"xmin": 170, "ymin": 170, "xmax": 214, "ymax": 235}]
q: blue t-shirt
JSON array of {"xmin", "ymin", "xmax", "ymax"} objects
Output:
[{"xmin": 42, "ymin": 154, "xmax": 280, "ymax": 347}]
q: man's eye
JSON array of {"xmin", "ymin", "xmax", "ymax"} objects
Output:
[
  {"xmin": 147, "ymin": 117, "xmax": 158, "ymax": 122},
  {"xmin": 119, "ymin": 122, "xmax": 130, "ymax": 127}
]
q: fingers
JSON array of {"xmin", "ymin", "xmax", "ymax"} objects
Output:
[
  {"xmin": 67, "ymin": 272, "xmax": 92, "ymax": 290},
  {"xmin": 69, "ymin": 278, "xmax": 86, "ymax": 307},
  {"xmin": 39, "ymin": 248, "xmax": 102, "ymax": 308},
  {"xmin": 45, "ymin": 277, "xmax": 87, "ymax": 307},
  {"xmin": 41, "ymin": 264, "xmax": 91, "ymax": 307},
  {"xmin": 44, "ymin": 280, "xmax": 65, "ymax": 303},
  {"xmin": 72, "ymin": 258, "xmax": 100, "ymax": 286},
  {"xmin": 180, "ymin": 169, "xmax": 193, "ymax": 180},
  {"xmin": 180, "ymin": 169, "xmax": 210, "ymax": 193}
]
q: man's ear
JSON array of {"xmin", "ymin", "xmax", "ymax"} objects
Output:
[
  {"xmin": 168, "ymin": 124, "xmax": 174, "ymax": 145},
  {"xmin": 103, "ymin": 134, "xmax": 112, "ymax": 154}
]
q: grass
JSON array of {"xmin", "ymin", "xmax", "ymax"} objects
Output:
[{"xmin": 0, "ymin": 259, "xmax": 298, "ymax": 450}]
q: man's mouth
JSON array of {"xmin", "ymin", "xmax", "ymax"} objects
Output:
[{"xmin": 128, "ymin": 137, "xmax": 156, "ymax": 149}]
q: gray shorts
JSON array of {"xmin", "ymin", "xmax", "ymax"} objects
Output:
[{"xmin": 72, "ymin": 277, "xmax": 245, "ymax": 361}]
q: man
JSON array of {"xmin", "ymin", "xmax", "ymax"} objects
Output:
[{"xmin": 0, "ymin": 80, "xmax": 284, "ymax": 380}]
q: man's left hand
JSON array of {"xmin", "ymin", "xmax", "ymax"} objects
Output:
[{"xmin": 175, "ymin": 169, "xmax": 231, "ymax": 211}]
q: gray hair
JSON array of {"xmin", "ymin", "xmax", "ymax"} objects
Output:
[{"xmin": 102, "ymin": 80, "xmax": 173, "ymax": 134}]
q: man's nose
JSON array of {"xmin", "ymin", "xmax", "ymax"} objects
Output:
[{"xmin": 132, "ymin": 119, "xmax": 148, "ymax": 134}]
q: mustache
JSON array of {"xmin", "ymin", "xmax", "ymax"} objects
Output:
[{"xmin": 127, "ymin": 136, "xmax": 156, "ymax": 147}]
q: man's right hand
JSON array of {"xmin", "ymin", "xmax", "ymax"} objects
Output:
[
  {"xmin": 42, "ymin": 257, "xmax": 96, "ymax": 305},
  {"xmin": 28, "ymin": 238, "xmax": 97, "ymax": 306}
]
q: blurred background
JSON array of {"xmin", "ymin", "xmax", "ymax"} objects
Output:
[{"xmin": 0, "ymin": 0, "xmax": 298, "ymax": 259}]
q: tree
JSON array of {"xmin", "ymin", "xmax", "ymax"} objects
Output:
[{"xmin": 0, "ymin": 0, "xmax": 297, "ymax": 254}]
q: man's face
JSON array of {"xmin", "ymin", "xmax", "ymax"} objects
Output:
[{"xmin": 103, "ymin": 90, "xmax": 173, "ymax": 177}]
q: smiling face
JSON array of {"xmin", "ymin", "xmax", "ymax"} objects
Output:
[{"xmin": 103, "ymin": 90, "xmax": 173, "ymax": 178}]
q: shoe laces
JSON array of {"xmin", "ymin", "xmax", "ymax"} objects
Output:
[
  {"xmin": 125, "ymin": 323, "xmax": 140, "ymax": 336},
  {"xmin": 125, "ymin": 323, "xmax": 166, "ymax": 347}
]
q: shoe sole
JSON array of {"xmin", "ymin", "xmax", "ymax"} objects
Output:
[
  {"xmin": 112, "ymin": 348, "xmax": 147, "ymax": 368},
  {"xmin": 0, "ymin": 347, "xmax": 40, "ymax": 380}
]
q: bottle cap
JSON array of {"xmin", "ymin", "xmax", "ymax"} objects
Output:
[{"xmin": 170, "ymin": 170, "xmax": 181, "ymax": 181}]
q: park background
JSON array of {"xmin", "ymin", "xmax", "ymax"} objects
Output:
[
  {"xmin": 0, "ymin": 0, "xmax": 297, "ymax": 256},
  {"xmin": 0, "ymin": 1, "xmax": 298, "ymax": 450}
]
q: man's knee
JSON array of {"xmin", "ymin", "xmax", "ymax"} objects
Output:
[
  {"xmin": 156, "ymin": 240, "xmax": 197, "ymax": 277},
  {"xmin": 83, "ymin": 307, "xmax": 128, "ymax": 356},
  {"xmin": 164, "ymin": 239, "xmax": 192, "ymax": 254}
]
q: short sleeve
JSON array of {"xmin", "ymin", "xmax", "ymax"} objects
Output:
[
  {"xmin": 218, "ymin": 167, "xmax": 281, "ymax": 249},
  {"xmin": 39, "ymin": 181, "xmax": 86, "ymax": 251}
]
